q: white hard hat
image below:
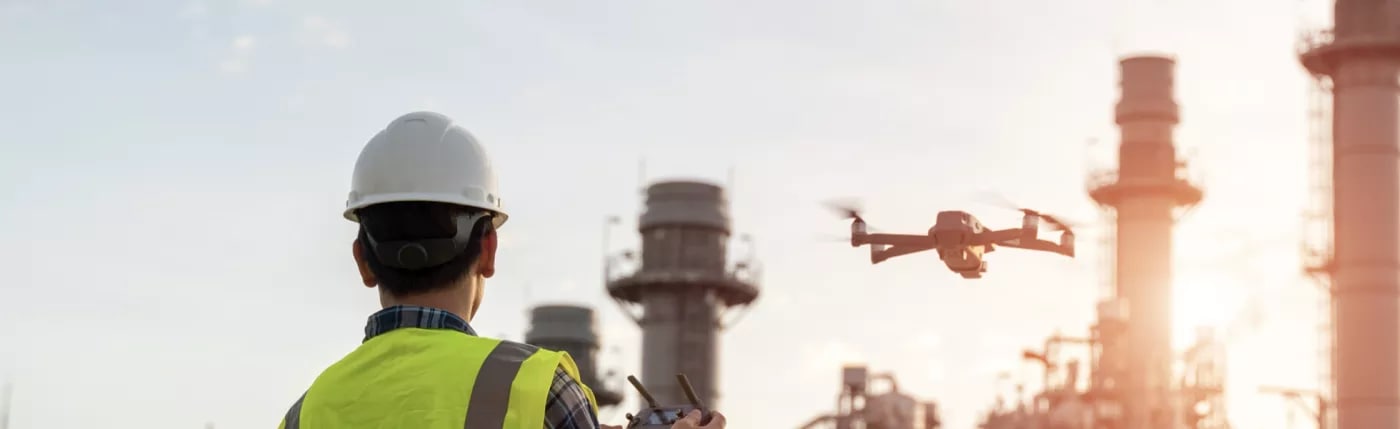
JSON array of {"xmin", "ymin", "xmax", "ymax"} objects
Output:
[{"xmin": 344, "ymin": 111, "xmax": 508, "ymax": 227}]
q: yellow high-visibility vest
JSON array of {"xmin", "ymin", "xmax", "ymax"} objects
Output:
[{"xmin": 279, "ymin": 327, "xmax": 599, "ymax": 429}]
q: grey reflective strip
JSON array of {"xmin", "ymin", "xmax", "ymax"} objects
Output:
[
  {"xmin": 283, "ymin": 392, "xmax": 306, "ymax": 429},
  {"xmin": 463, "ymin": 342, "xmax": 538, "ymax": 429}
]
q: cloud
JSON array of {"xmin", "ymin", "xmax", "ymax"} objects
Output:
[
  {"xmin": 218, "ymin": 35, "xmax": 256, "ymax": 75},
  {"xmin": 241, "ymin": 0, "xmax": 273, "ymax": 7},
  {"xmin": 300, "ymin": 16, "xmax": 350, "ymax": 49}
]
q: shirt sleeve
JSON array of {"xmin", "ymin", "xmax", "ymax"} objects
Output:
[{"xmin": 543, "ymin": 365, "xmax": 602, "ymax": 429}]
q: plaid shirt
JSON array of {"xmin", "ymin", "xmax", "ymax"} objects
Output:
[{"xmin": 360, "ymin": 305, "xmax": 602, "ymax": 429}]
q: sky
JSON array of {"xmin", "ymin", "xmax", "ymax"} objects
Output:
[{"xmin": 0, "ymin": 0, "xmax": 1337, "ymax": 428}]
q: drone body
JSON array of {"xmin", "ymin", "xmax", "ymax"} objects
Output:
[{"xmin": 846, "ymin": 209, "xmax": 1075, "ymax": 279}]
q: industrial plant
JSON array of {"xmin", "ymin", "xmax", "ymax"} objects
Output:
[{"xmin": 514, "ymin": 0, "xmax": 1380, "ymax": 428}]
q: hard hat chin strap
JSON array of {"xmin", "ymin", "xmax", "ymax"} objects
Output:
[{"xmin": 362, "ymin": 211, "xmax": 493, "ymax": 270}]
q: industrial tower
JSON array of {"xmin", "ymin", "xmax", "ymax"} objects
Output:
[
  {"xmin": 1299, "ymin": 1, "xmax": 1400, "ymax": 427},
  {"xmin": 605, "ymin": 180, "xmax": 760, "ymax": 408},
  {"xmin": 524, "ymin": 304, "xmax": 624, "ymax": 407},
  {"xmin": 1088, "ymin": 55, "xmax": 1203, "ymax": 429}
]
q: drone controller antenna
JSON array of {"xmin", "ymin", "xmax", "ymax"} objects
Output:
[
  {"xmin": 627, "ymin": 375, "xmax": 662, "ymax": 409},
  {"xmin": 676, "ymin": 373, "xmax": 706, "ymax": 410}
]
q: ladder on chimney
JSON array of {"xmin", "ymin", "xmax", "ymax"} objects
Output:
[{"xmin": 1302, "ymin": 73, "xmax": 1335, "ymax": 429}]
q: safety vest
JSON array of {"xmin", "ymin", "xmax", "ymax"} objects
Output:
[{"xmin": 279, "ymin": 327, "xmax": 599, "ymax": 429}]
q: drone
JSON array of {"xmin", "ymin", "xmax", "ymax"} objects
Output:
[{"xmin": 828, "ymin": 200, "xmax": 1076, "ymax": 279}]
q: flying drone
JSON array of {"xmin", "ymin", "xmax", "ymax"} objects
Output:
[{"xmin": 828, "ymin": 199, "xmax": 1077, "ymax": 279}]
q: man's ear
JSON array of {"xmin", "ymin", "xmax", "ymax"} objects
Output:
[
  {"xmin": 352, "ymin": 238, "xmax": 377, "ymax": 288},
  {"xmin": 478, "ymin": 229, "xmax": 498, "ymax": 278}
]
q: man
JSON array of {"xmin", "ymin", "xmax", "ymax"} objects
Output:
[{"xmin": 279, "ymin": 111, "xmax": 726, "ymax": 429}]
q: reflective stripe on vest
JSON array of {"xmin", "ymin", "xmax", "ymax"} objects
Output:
[
  {"xmin": 463, "ymin": 342, "xmax": 534, "ymax": 428},
  {"xmin": 280, "ymin": 330, "xmax": 577, "ymax": 429}
]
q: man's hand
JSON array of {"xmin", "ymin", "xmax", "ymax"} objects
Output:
[
  {"xmin": 673, "ymin": 410, "xmax": 726, "ymax": 429},
  {"xmin": 600, "ymin": 410, "xmax": 726, "ymax": 429}
]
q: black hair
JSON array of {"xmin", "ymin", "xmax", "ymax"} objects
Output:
[{"xmin": 356, "ymin": 201, "xmax": 495, "ymax": 297}]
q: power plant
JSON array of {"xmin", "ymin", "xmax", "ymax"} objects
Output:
[
  {"xmin": 971, "ymin": 54, "xmax": 1229, "ymax": 429},
  {"xmin": 799, "ymin": 364, "xmax": 942, "ymax": 429},
  {"xmin": 504, "ymin": 7, "xmax": 1380, "ymax": 424},
  {"xmin": 605, "ymin": 180, "xmax": 761, "ymax": 408},
  {"xmin": 1299, "ymin": 0, "xmax": 1400, "ymax": 427},
  {"xmin": 524, "ymin": 304, "xmax": 625, "ymax": 407},
  {"xmin": 1087, "ymin": 54, "xmax": 1206, "ymax": 428}
]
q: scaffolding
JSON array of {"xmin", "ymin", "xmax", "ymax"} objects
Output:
[{"xmin": 1302, "ymin": 72, "xmax": 1335, "ymax": 429}]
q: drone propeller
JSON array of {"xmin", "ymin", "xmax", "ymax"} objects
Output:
[
  {"xmin": 973, "ymin": 191, "xmax": 1083, "ymax": 235},
  {"xmin": 823, "ymin": 198, "xmax": 866, "ymax": 222}
]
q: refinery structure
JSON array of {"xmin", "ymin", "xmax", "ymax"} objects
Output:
[
  {"xmin": 504, "ymin": 1, "xmax": 1395, "ymax": 428},
  {"xmin": 972, "ymin": 54, "xmax": 1227, "ymax": 429},
  {"xmin": 1299, "ymin": 0, "xmax": 1400, "ymax": 427}
]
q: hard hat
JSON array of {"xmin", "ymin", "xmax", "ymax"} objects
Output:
[{"xmin": 344, "ymin": 111, "xmax": 507, "ymax": 227}]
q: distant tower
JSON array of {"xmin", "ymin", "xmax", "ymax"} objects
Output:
[
  {"xmin": 1299, "ymin": 1, "xmax": 1400, "ymax": 427},
  {"xmin": 606, "ymin": 180, "xmax": 760, "ymax": 407},
  {"xmin": 525, "ymin": 304, "xmax": 623, "ymax": 407},
  {"xmin": 1088, "ymin": 55, "xmax": 1203, "ymax": 429}
]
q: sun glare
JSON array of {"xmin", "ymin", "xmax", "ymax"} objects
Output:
[{"xmin": 1172, "ymin": 276, "xmax": 1237, "ymax": 350}]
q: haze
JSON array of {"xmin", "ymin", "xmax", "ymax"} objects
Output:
[{"xmin": 1, "ymin": 0, "xmax": 1329, "ymax": 427}]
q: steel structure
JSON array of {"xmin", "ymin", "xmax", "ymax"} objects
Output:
[
  {"xmin": 525, "ymin": 304, "xmax": 624, "ymax": 407},
  {"xmin": 976, "ymin": 323, "xmax": 1227, "ymax": 429},
  {"xmin": 605, "ymin": 180, "xmax": 760, "ymax": 408},
  {"xmin": 1295, "ymin": 0, "xmax": 1400, "ymax": 426},
  {"xmin": 799, "ymin": 365, "xmax": 941, "ymax": 429},
  {"xmin": 1087, "ymin": 54, "xmax": 1204, "ymax": 429}
]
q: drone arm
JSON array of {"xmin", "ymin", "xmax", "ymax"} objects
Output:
[
  {"xmin": 873, "ymin": 244, "xmax": 934, "ymax": 264},
  {"xmin": 996, "ymin": 238, "xmax": 1073, "ymax": 257},
  {"xmin": 861, "ymin": 233, "xmax": 936, "ymax": 247},
  {"xmin": 978, "ymin": 228, "xmax": 1025, "ymax": 245}
]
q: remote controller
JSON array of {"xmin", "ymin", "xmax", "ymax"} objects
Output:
[{"xmin": 622, "ymin": 374, "xmax": 713, "ymax": 428}]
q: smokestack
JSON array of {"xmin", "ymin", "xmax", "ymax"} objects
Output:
[
  {"xmin": 1299, "ymin": 1, "xmax": 1400, "ymax": 427},
  {"xmin": 525, "ymin": 304, "xmax": 622, "ymax": 407},
  {"xmin": 606, "ymin": 180, "xmax": 760, "ymax": 408},
  {"xmin": 1088, "ymin": 54, "xmax": 1202, "ymax": 429}
]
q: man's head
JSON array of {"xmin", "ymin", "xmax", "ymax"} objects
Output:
[
  {"xmin": 352, "ymin": 201, "xmax": 498, "ymax": 318},
  {"xmin": 344, "ymin": 111, "xmax": 507, "ymax": 319}
]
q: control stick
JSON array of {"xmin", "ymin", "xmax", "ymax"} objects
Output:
[{"xmin": 623, "ymin": 374, "xmax": 713, "ymax": 428}]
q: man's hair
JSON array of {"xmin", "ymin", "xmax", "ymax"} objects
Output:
[{"xmin": 356, "ymin": 201, "xmax": 494, "ymax": 296}]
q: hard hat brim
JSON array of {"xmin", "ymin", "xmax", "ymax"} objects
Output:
[{"xmin": 344, "ymin": 191, "xmax": 508, "ymax": 228}]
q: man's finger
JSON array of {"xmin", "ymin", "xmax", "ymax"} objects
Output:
[
  {"xmin": 701, "ymin": 411, "xmax": 726, "ymax": 428},
  {"xmin": 680, "ymin": 409, "xmax": 701, "ymax": 423}
]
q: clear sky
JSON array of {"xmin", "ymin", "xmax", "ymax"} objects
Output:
[{"xmin": 1, "ymin": 0, "xmax": 1334, "ymax": 428}]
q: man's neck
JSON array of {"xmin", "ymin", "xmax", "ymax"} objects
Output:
[{"xmin": 379, "ymin": 287, "xmax": 477, "ymax": 321}]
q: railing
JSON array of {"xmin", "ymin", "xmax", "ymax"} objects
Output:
[
  {"xmin": 604, "ymin": 255, "xmax": 763, "ymax": 290},
  {"xmin": 1083, "ymin": 163, "xmax": 1203, "ymax": 195},
  {"xmin": 1297, "ymin": 27, "xmax": 1335, "ymax": 57}
]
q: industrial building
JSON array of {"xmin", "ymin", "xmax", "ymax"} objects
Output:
[
  {"xmin": 605, "ymin": 180, "xmax": 761, "ymax": 408},
  {"xmin": 524, "ymin": 304, "xmax": 625, "ymax": 407},
  {"xmin": 799, "ymin": 364, "xmax": 942, "ymax": 429},
  {"xmin": 1298, "ymin": 0, "xmax": 1400, "ymax": 427},
  {"xmin": 973, "ymin": 54, "xmax": 1229, "ymax": 429}
]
